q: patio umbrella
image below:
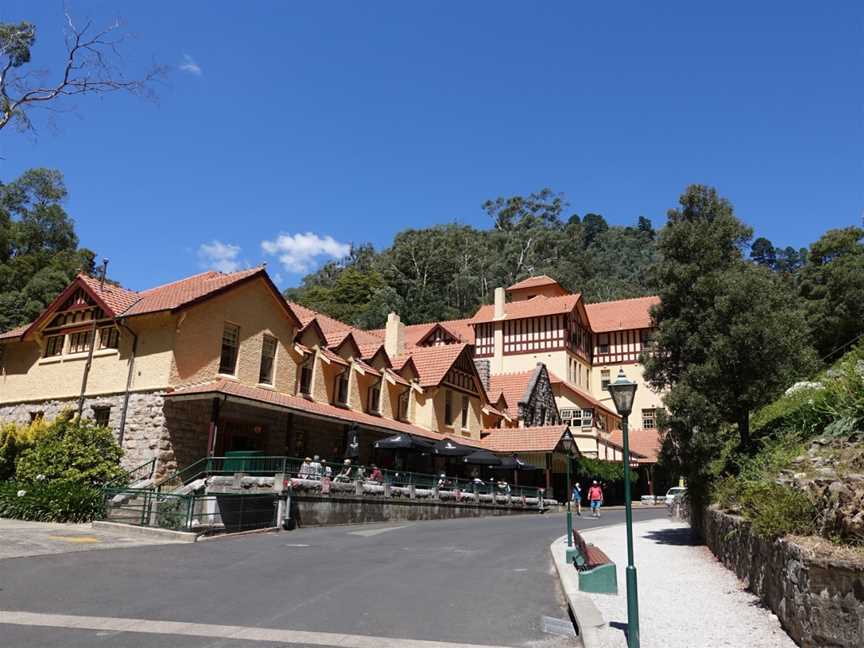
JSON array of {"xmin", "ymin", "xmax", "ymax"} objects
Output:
[
  {"xmin": 432, "ymin": 439, "xmax": 474, "ymax": 457},
  {"xmin": 491, "ymin": 454, "xmax": 537, "ymax": 471},
  {"xmin": 461, "ymin": 449, "xmax": 502, "ymax": 466},
  {"xmin": 373, "ymin": 434, "xmax": 434, "ymax": 451}
]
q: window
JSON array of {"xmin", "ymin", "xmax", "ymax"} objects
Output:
[
  {"xmin": 298, "ymin": 360, "xmax": 313, "ymax": 395},
  {"xmin": 601, "ymin": 369, "xmax": 611, "ymax": 390},
  {"xmin": 581, "ymin": 409, "xmax": 593, "ymax": 428},
  {"xmin": 98, "ymin": 327, "xmax": 119, "ymax": 350},
  {"xmin": 398, "ymin": 390, "xmax": 410, "ymax": 420},
  {"xmin": 460, "ymin": 395, "xmax": 469, "ymax": 429},
  {"xmin": 445, "ymin": 390, "xmax": 453, "ymax": 425},
  {"xmin": 44, "ymin": 334, "xmax": 64, "ymax": 357},
  {"xmin": 598, "ymin": 334, "xmax": 609, "ymax": 354},
  {"xmin": 68, "ymin": 330, "xmax": 91, "ymax": 354},
  {"xmin": 93, "ymin": 406, "xmax": 111, "ymax": 428},
  {"xmin": 29, "ymin": 411, "xmax": 44, "ymax": 423},
  {"xmin": 334, "ymin": 371, "xmax": 349, "ymax": 405},
  {"xmin": 368, "ymin": 381, "xmax": 381, "ymax": 414},
  {"xmin": 642, "ymin": 408, "xmax": 657, "ymax": 429},
  {"xmin": 258, "ymin": 335, "xmax": 277, "ymax": 384},
  {"xmin": 219, "ymin": 324, "xmax": 240, "ymax": 375}
]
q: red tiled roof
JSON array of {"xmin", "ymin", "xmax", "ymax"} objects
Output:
[
  {"xmin": 368, "ymin": 318, "xmax": 476, "ymax": 348},
  {"xmin": 470, "ymin": 294, "xmax": 581, "ymax": 324},
  {"xmin": 547, "ymin": 372, "xmax": 620, "ymax": 419},
  {"xmin": 287, "ymin": 302, "xmax": 381, "ymax": 346},
  {"xmin": 487, "ymin": 371, "xmax": 534, "ymax": 414},
  {"xmin": 480, "ymin": 425, "xmax": 569, "ymax": 453},
  {"xmin": 165, "ymin": 379, "xmax": 446, "ymax": 441},
  {"xmin": 319, "ymin": 347, "xmax": 349, "ymax": 367},
  {"xmin": 585, "ymin": 296, "xmax": 659, "ymax": 332},
  {"xmin": 0, "ymin": 323, "xmax": 29, "ymax": 340},
  {"xmin": 77, "ymin": 274, "xmax": 141, "ymax": 314},
  {"xmin": 398, "ymin": 343, "xmax": 470, "ymax": 388},
  {"xmin": 124, "ymin": 268, "xmax": 263, "ymax": 316},
  {"xmin": 507, "ymin": 275, "xmax": 561, "ymax": 291},
  {"xmin": 606, "ymin": 428, "xmax": 663, "ymax": 463},
  {"xmin": 353, "ymin": 358, "xmax": 381, "ymax": 377},
  {"xmin": 384, "ymin": 368, "xmax": 410, "ymax": 386}
]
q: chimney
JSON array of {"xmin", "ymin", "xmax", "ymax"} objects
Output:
[
  {"xmin": 494, "ymin": 287, "xmax": 505, "ymax": 319},
  {"xmin": 384, "ymin": 312, "xmax": 405, "ymax": 357}
]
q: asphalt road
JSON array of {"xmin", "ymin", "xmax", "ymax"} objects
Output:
[{"xmin": 0, "ymin": 507, "xmax": 667, "ymax": 647}]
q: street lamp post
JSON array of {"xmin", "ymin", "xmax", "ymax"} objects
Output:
[
  {"xmin": 561, "ymin": 429, "xmax": 576, "ymax": 563},
  {"xmin": 607, "ymin": 369, "xmax": 640, "ymax": 648}
]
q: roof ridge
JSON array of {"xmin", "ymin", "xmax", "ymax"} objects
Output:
[
  {"xmin": 137, "ymin": 269, "xmax": 223, "ymax": 295},
  {"xmin": 587, "ymin": 294, "xmax": 659, "ymax": 306}
]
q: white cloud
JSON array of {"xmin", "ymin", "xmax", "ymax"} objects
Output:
[
  {"xmin": 198, "ymin": 240, "xmax": 241, "ymax": 273},
  {"xmin": 179, "ymin": 54, "xmax": 202, "ymax": 76},
  {"xmin": 261, "ymin": 232, "xmax": 351, "ymax": 274}
]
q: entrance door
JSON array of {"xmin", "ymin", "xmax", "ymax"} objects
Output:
[{"xmin": 215, "ymin": 418, "xmax": 266, "ymax": 454}]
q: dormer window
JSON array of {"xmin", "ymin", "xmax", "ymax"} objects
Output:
[
  {"xmin": 68, "ymin": 330, "xmax": 92, "ymax": 354},
  {"xmin": 334, "ymin": 371, "xmax": 349, "ymax": 405},
  {"xmin": 43, "ymin": 335, "xmax": 64, "ymax": 357},
  {"xmin": 367, "ymin": 381, "xmax": 381, "ymax": 414},
  {"xmin": 298, "ymin": 359, "xmax": 313, "ymax": 396},
  {"xmin": 398, "ymin": 390, "xmax": 410, "ymax": 421}
]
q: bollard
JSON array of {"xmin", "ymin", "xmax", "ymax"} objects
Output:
[
  {"xmin": 384, "ymin": 481, "xmax": 391, "ymax": 498},
  {"xmin": 355, "ymin": 479, "xmax": 363, "ymax": 497},
  {"xmin": 409, "ymin": 484, "xmax": 416, "ymax": 499}
]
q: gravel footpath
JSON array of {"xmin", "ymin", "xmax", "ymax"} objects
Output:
[{"xmin": 577, "ymin": 517, "xmax": 797, "ymax": 648}]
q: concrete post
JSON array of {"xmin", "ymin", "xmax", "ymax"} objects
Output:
[
  {"xmin": 409, "ymin": 484, "xmax": 416, "ymax": 499},
  {"xmin": 355, "ymin": 479, "xmax": 363, "ymax": 497}
]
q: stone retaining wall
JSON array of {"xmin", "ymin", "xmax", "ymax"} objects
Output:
[{"xmin": 703, "ymin": 507, "xmax": 864, "ymax": 648}]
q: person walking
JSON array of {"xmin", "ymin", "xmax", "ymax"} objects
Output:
[
  {"xmin": 588, "ymin": 480, "xmax": 604, "ymax": 518},
  {"xmin": 571, "ymin": 481, "xmax": 583, "ymax": 517}
]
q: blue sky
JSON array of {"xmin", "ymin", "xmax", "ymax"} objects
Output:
[{"xmin": 1, "ymin": 1, "xmax": 861, "ymax": 290}]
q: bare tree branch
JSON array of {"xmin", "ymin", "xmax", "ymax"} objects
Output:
[{"xmin": 0, "ymin": 10, "xmax": 166, "ymax": 133}]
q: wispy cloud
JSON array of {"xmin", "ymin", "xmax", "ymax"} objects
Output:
[
  {"xmin": 261, "ymin": 232, "xmax": 351, "ymax": 274},
  {"xmin": 198, "ymin": 240, "xmax": 241, "ymax": 273},
  {"xmin": 179, "ymin": 54, "xmax": 202, "ymax": 76}
]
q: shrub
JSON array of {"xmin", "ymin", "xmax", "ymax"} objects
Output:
[
  {"xmin": 0, "ymin": 418, "xmax": 50, "ymax": 481},
  {"xmin": 15, "ymin": 416, "xmax": 125, "ymax": 487},
  {"xmin": 715, "ymin": 477, "xmax": 816, "ymax": 539},
  {"xmin": 575, "ymin": 457, "xmax": 638, "ymax": 483},
  {"xmin": 0, "ymin": 479, "xmax": 104, "ymax": 523}
]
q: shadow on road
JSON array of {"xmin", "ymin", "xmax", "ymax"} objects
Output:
[{"xmin": 643, "ymin": 527, "xmax": 699, "ymax": 546}]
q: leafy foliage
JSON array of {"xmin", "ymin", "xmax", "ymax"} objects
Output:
[
  {"xmin": 715, "ymin": 478, "xmax": 816, "ymax": 539},
  {"xmin": 287, "ymin": 189, "xmax": 657, "ymax": 326},
  {"xmin": 0, "ymin": 417, "xmax": 49, "ymax": 481},
  {"xmin": 574, "ymin": 456, "xmax": 638, "ymax": 483},
  {"xmin": 0, "ymin": 479, "xmax": 104, "ymax": 523},
  {"xmin": 0, "ymin": 168, "xmax": 95, "ymax": 332},
  {"xmin": 15, "ymin": 413, "xmax": 125, "ymax": 486}
]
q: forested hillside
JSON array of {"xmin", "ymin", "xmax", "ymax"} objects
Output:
[{"xmin": 283, "ymin": 189, "xmax": 659, "ymax": 328}]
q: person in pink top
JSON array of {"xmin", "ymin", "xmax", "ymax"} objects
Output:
[{"xmin": 587, "ymin": 481, "xmax": 604, "ymax": 518}]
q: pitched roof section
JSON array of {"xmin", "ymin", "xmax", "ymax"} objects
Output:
[
  {"xmin": 368, "ymin": 318, "xmax": 476, "ymax": 348},
  {"xmin": 606, "ymin": 428, "xmax": 663, "ymax": 463},
  {"xmin": 547, "ymin": 372, "xmax": 620, "ymax": 419},
  {"xmin": 487, "ymin": 370, "xmax": 534, "ymax": 414},
  {"xmin": 399, "ymin": 343, "xmax": 470, "ymax": 388},
  {"xmin": 287, "ymin": 301, "xmax": 382, "ymax": 346},
  {"xmin": 166, "ymin": 379, "xmax": 446, "ymax": 441},
  {"xmin": 77, "ymin": 274, "xmax": 141, "ymax": 314},
  {"xmin": 0, "ymin": 322, "xmax": 29, "ymax": 341},
  {"xmin": 507, "ymin": 275, "xmax": 561, "ymax": 292},
  {"xmin": 480, "ymin": 425, "xmax": 570, "ymax": 453},
  {"xmin": 585, "ymin": 295, "xmax": 659, "ymax": 332},
  {"xmin": 470, "ymin": 294, "xmax": 581, "ymax": 325}
]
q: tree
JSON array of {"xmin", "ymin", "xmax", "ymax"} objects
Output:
[
  {"xmin": 644, "ymin": 185, "xmax": 815, "ymax": 453},
  {"xmin": 0, "ymin": 168, "xmax": 94, "ymax": 332},
  {"xmin": 798, "ymin": 227, "xmax": 864, "ymax": 360},
  {"xmin": 0, "ymin": 13, "xmax": 163, "ymax": 133},
  {"xmin": 582, "ymin": 213, "xmax": 608, "ymax": 247},
  {"xmin": 750, "ymin": 237, "xmax": 776, "ymax": 269}
]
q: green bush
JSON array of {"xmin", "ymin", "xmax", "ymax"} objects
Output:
[
  {"xmin": 575, "ymin": 456, "xmax": 638, "ymax": 483},
  {"xmin": 15, "ymin": 416, "xmax": 125, "ymax": 487},
  {"xmin": 0, "ymin": 479, "xmax": 104, "ymax": 523},
  {"xmin": 0, "ymin": 419, "xmax": 49, "ymax": 481},
  {"xmin": 715, "ymin": 477, "xmax": 816, "ymax": 539}
]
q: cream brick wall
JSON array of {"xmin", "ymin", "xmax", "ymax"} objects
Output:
[{"xmin": 590, "ymin": 362, "xmax": 664, "ymax": 426}]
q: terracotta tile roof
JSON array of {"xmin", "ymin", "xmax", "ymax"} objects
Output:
[
  {"xmin": 480, "ymin": 425, "xmax": 569, "ymax": 453},
  {"xmin": 0, "ymin": 323, "xmax": 29, "ymax": 340},
  {"xmin": 165, "ymin": 379, "xmax": 446, "ymax": 441},
  {"xmin": 319, "ymin": 347, "xmax": 349, "ymax": 367},
  {"xmin": 487, "ymin": 371, "xmax": 534, "ymax": 413},
  {"xmin": 383, "ymin": 368, "xmax": 410, "ymax": 386},
  {"xmin": 352, "ymin": 358, "xmax": 381, "ymax": 378},
  {"xmin": 585, "ymin": 295, "xmax": 659, "ymax": 332},
  {"xmin": 507, "ymin": 275, "xmax": 561, "ymax": 291},
  {"xmin": 287, "ymin": 302, "xmax": 381, "ymax": 346},
  {"xmin": 368, "ymin": 318, "xmax": 476, "ymax": 348},
  {"xmin": 470, "ymin": 294, "xmax": 581, "ymax": 324},
  {"xmin": 358, "ymin": 341, "xmax": 385, "ymax": 359},
  {"xmin": 606, "ymin": 428, "xmax": 663, "ymax": 463},
  {"xmin": 547, "ymin": 372, "xmax": 620, "ymax": 419},
  {"xmin": 77, "ymin": 274, "xmax": 141, "ymax": 315},
  {"xmin": 398, "ymin": 343, "xmax": 469, "ymax": 388}
]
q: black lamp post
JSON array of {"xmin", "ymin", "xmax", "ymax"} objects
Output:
[
  {"xmin": 560, "ymin": 428, "xmax": 576, "ymax": 563},
  {"xmin": 606, "ymin": 368, "xmax": 640, "ymax": 648}
]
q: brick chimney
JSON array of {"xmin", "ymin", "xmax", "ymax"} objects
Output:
[{"xmin": 384, "ymin": 312, "xmax": 405, "ymax": 357}]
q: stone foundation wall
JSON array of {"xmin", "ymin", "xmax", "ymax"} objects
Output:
[{"xmin": 703, "ymin": 507, "xmax": 864, "ymax": 648}]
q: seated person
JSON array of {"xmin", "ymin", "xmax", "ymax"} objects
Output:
[
  {"xmin": 298, "ymin": 457, "xmax": 313, "ymax": 479},
  {"xmin": 310, "ymin": 455, "xmax": 323, "ymax": 479},
  {"xmin": 369, "ymin": 465, "xmax": 383, "ymax": 482},
  {"xmin": 335, "ymin": 458, "xmax": 353, "ymax": 482},
  {"xmin": 436, "ymin": 473, "xmax": 449, "ymax": 489}
]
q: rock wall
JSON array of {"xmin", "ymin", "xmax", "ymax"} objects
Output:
[{"xmin": 703, "ymin": 507, "xmax": 864, "ymax": 648}]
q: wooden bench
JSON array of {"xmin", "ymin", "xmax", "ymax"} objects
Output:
[{"xmin": 569, "ymin": 529, "xmax": 618, "ymax": 594}]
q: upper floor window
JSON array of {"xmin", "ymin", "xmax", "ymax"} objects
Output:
[
  {"xmin": 445, "ymin": 390, "xmax": 454, "ymax": 425},
  {"xmin": 68, "ymin": 330, "xmax": 92, "ymax": 354},
  {"xmin": 601, "ymin": 369, "xmax": 611, "ymax": 390},
  {"xmin": 460, "ymin": 395, "xmax": 469, "ymax": 429},
  {"xmin": 298, "ymin": 359, "xmax": 313, "ymax": 396},
  {"xmin": 219, "ymin": 324, "xmax": 240, "ymax": 375},
  {"xmin": 98, "ymin": 326, "xmax": 119, "ymax": 350},
  {"xmin": 598, "ymin": 334, "xmax": 609, "ymax": 354},
  {"xmin": 642, "ymin": 408, "xmax": 657, "ymax": 429},
  {"xmin": 334, "ymin": 371, "xmax": 349, "ymax": 405},
  {"xmin": 398, "ymin": 389, "xmax": 410, "ymax": 421},
  {"xmin": 258, "ymin": 335, "xmax": 277, "ymax": 385},
  {"xmin": 44, "ymin": 334, "xmax": 64, "ymax": 357},
  {"xmin": 368, "ymin": 381, "xmax": 381, "ymax": 414}
]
